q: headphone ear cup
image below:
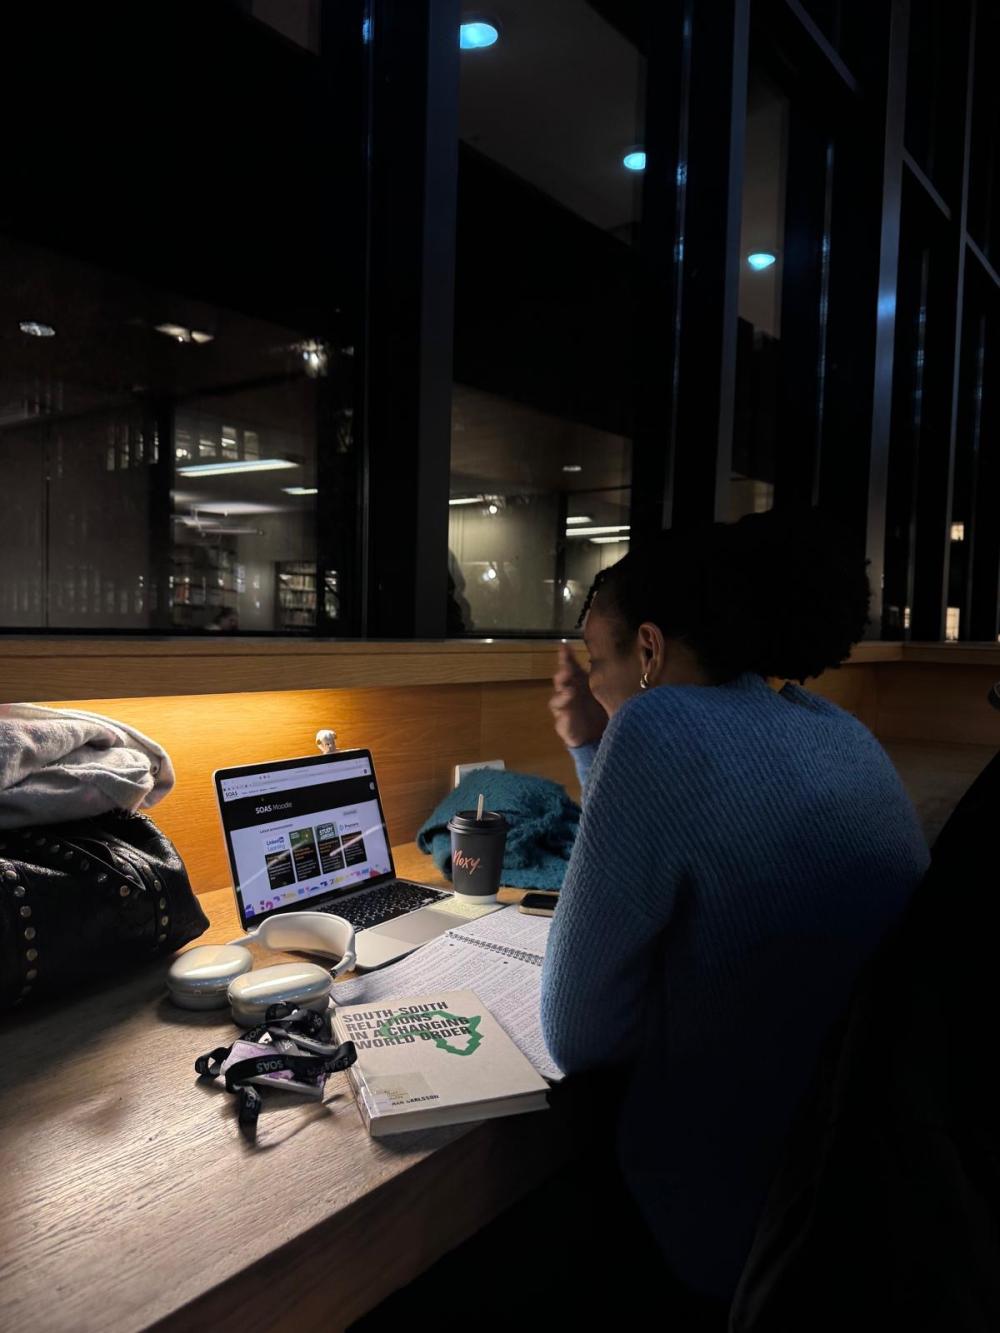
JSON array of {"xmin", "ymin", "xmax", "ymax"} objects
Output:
[
  {"xmin": 167, "ymin": 944, "xmax": 254, "ymax": 1010},
  {"xmin": 227, "ymin": 962, "xmax": 333, "ymax": 1028}
]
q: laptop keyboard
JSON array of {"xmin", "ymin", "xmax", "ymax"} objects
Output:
[{"xmin": 318, "ymin": 880, "xmax": 449, "ymax": 933}]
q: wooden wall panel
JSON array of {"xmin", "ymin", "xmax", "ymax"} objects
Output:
[
  {"xmin": 801, "ymin": 664, "xmax": 879, "ymax": 730},
  {"xmin": 0, "ymin": 636, "xmax": 901, "ymax": 703},
  {"xmin": 874, "ymin": 664, "xmax": 1000, "ymax": 744},
  {"xmin": 373, "ymin": 751, "xmax": 466, "ymax": 846},
  {"xmin": 42, "ymin": 686, "xmax": 481, "ymax": 894},
  {"xmin": 38, "ymin": 680, "xmax": 577, "ymax": 894},
  {"xmin": 480, "ymin": 682, "xmax": 582, "ymax": 803},
  {"xmin": 22, "ymin": 649, "xmax": 998, "ymax": 900},
  {"xmin": 1, "ymin": 640, "xmax": 556, "ymax": 702}
]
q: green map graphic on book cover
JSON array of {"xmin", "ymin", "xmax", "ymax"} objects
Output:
[
  {"xmin": 333, "ymin": 989, "xmax": 549, "ymax": 1135},
  {"xmin": 377, "ymin": 1007, "xmax": 484, "ymax": 1056}
]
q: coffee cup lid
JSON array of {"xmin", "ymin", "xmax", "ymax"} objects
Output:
[{"xmin": 448, "ymin": 809, "xmax": 508, "ymax": 833}]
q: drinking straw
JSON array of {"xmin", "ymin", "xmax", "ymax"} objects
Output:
[{"xmin": 476, "ymin": 792, "xmax": 485, "ymax": 821}]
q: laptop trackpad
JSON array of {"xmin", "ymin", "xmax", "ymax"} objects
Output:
[{"xmin": 376, "ymin": 907, "xmax": 458, "ymax": 945}]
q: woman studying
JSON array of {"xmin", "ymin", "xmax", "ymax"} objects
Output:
[{"xmin": 541, "ymin": 511, "xmax": 929, "ymax": 1318}]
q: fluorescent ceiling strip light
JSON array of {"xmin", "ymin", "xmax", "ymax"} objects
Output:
[
  {"xmin": 283, "ymin": 487, "xmax": 319, "ymax": 496},
  {"xmin": 198, "ymin": 502, "xmax": 282, "ymax": 515},
  {"xmin": 565, "ymin": 524, "xmax": 631, "ymax": 538},
  {"xmin": 590, "ymin": 535, "xmax": 631, "ymax": 545},
  {"xmin": 177, "ymin": 459, "xmax": 298, "ymax": 477},
  {"xmin": 566, "ymin": 515, "xmax": 593, "ymax": 525},
  {"xmin": 198, "ymin": 525, "xmax": 262, "ymax": 535},
  {"xmin": 449, "ymin": 494, "xmax": 486, "ymax": 506}
]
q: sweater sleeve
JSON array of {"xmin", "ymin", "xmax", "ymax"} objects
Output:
[
  {"xmin": 541, "ymin": 700, "xmax": 683, "ymax": 1075},
  {"xmin": 567, "ymin": 740, "xmax": 599, "ymax": 792}
]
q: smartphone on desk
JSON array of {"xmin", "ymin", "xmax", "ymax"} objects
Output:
[{"xmin": 518, "ymin": 891, "xmax": 560, "ymax": 917}]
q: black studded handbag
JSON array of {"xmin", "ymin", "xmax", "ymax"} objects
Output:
[{"xmin": 0, "ymin": 809, "xmax": 209, "ymax": 1009}]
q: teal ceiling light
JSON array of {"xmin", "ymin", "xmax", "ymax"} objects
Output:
[{"xmin": 460, "ymin": 21, "xmax": 499, "ymax": 49}]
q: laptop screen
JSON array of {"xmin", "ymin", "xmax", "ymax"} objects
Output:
[{"xmin": 215, "ymin": 751, "xmax": 394, "ymax": 923}]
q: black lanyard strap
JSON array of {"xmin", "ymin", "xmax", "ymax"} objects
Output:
[
  {"xmin": 194, "ymin": 1017, "xmax": 356, "ymax": 1143},
  {"xmin": 238, "ymin": 1085, "xmax": 263, "ymax": 1132},
  {"xmin": 194, "ymin": 1047, "xmax": 231, "ymax": 1079},
  {"xmin": 265, "ymin": 1003, "xmax": 330, "ymax": 1035},
  {"xmin": 222, "ymin": 1044, "xmax": 356, "ymax": 1094}
]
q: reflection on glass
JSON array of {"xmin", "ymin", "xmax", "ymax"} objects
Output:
[
  {"xmin": 246, "ymin": 0, "xmax": 321, "ymax": 54},
  {"xmin": 0, "ymin": 421, "xmax": 46, "ymax": 627},
  {"xmin": 170, "ymin": 378, "xmax": 319, "ymax": 633},
  {"xmin": 449, "ymin": 0, "xmax": 642, "ymax": 634},
  {"xmin": 968, "ymin": 4, "xmax": 1000, "ymax": 262},
  {"xmin": 561, "ymin": 489, "xmax": 632, "ymax": 633},
  {"xmin": 0, "ymin": 1, "xmax": 357, "ymax": 635},
  {"xmin": 0, "ymin": 237, "xmax": 338, "ymax": 633},
  {"xmin": 904, "ymin": 2, "xmax": 966, "ymax": 207},
  {"xmin": 732, "ymin": 70, "xmax": 789, "ymax": 521},
  {"xmin": 449, "ymin": 388, "xmax": 631, "ymax": 633}
]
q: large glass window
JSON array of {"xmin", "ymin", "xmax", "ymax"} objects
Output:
[
  {"xmin": 883, "ymin": 175, "xmax": 955, "ymax": 640},
  {"xmin": 796, "ymin": 1, "xmax": 876, "ymax": 82},
  {"xmin": 0, "ymin": 1, "xmax": 360, "ymax": 634},
  {"xmin": 731, "ymin": 70, "xmax": 789, "ymax": 521},
  {"xmin": 968, "ymin": 2, "xmax": 1000, "ymax": 264},
  {"xmin": 447, "ymin": 0, "xmax": 643, "ymax": 635},
  {"xmin": 904, "ymin": 0, "xmax": 968, "ymax": 210}
]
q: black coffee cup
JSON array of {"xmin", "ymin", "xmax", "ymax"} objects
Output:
[{"xmin": 447, "ymin": 810, "xmax": 509, "ymax": 900}]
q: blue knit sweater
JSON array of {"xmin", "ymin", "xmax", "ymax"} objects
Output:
[{"xmin": 540, "ymin": 672, "xmax": 929, "ymax": 1302}]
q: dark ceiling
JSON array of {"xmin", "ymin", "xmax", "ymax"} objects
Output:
[{"xmin": 459, "ymin": 0, "xmax": 644, "ymax": 234}]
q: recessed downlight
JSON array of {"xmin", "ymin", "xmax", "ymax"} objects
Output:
[
  {"xmin": 155, "ymin": 322, "xmax": 214, "ymax": 344},
  {"xmin": 460, "ymin": 20, "xmax": 499, "ymax": 48}
]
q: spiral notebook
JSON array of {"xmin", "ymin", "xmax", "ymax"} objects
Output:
[{"xmin": 332, "ymin": 907, "xmax": 561, "ymax": 1081}]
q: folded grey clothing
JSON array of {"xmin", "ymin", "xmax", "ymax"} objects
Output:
[{"xmin": 0, "ymin": 703, "xmax": 174, "ymax": 830}]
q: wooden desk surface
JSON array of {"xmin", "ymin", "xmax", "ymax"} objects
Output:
[{"xmin": 0, "ymin": 849, "xmax": 578, "ymax": 1333}]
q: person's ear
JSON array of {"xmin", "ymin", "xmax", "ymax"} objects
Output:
[{"xmin": 636, "ymin": 622, "xmax": 666, "ymax": 688}]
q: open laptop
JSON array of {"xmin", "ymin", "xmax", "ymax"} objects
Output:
[{"xmin": 214, "ymin": 749, "xmax": 494, "ymax": 969}]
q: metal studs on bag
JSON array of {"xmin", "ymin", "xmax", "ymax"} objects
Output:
[
  {"xmin": 4, "ymin": 833, "xmax": 173, "ymax": 1004},
  {"xmin": 2, "ymin": 862, "xmax": 38, "ymax": 1004}
]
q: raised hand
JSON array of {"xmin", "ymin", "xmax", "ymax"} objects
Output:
[{"xmin": 548, "ymin": 643, "xmax": 608, "ymax": 749}]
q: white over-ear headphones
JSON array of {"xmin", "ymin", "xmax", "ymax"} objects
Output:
[
  {"xmin": 228, "ymin": 910, "xmax": 356, "ymax": 973},
  {"xmin": 167, "ymin": 911, "xmax": 356, "ymax": 1026}
]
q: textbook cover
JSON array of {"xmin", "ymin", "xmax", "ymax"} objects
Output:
[{"xmin": 332, "ymin": 989, "xmax": 550, "ymax": 1136}]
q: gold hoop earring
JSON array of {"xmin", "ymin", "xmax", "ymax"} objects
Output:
[{"xmin": 640, "ymin": 672, "xmax": 650, "ymax": 690}]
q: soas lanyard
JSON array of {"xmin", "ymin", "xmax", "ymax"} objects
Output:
[{"xmin": 195, "ymin": 1002, "xmax": 357, "ymax": 1137}]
